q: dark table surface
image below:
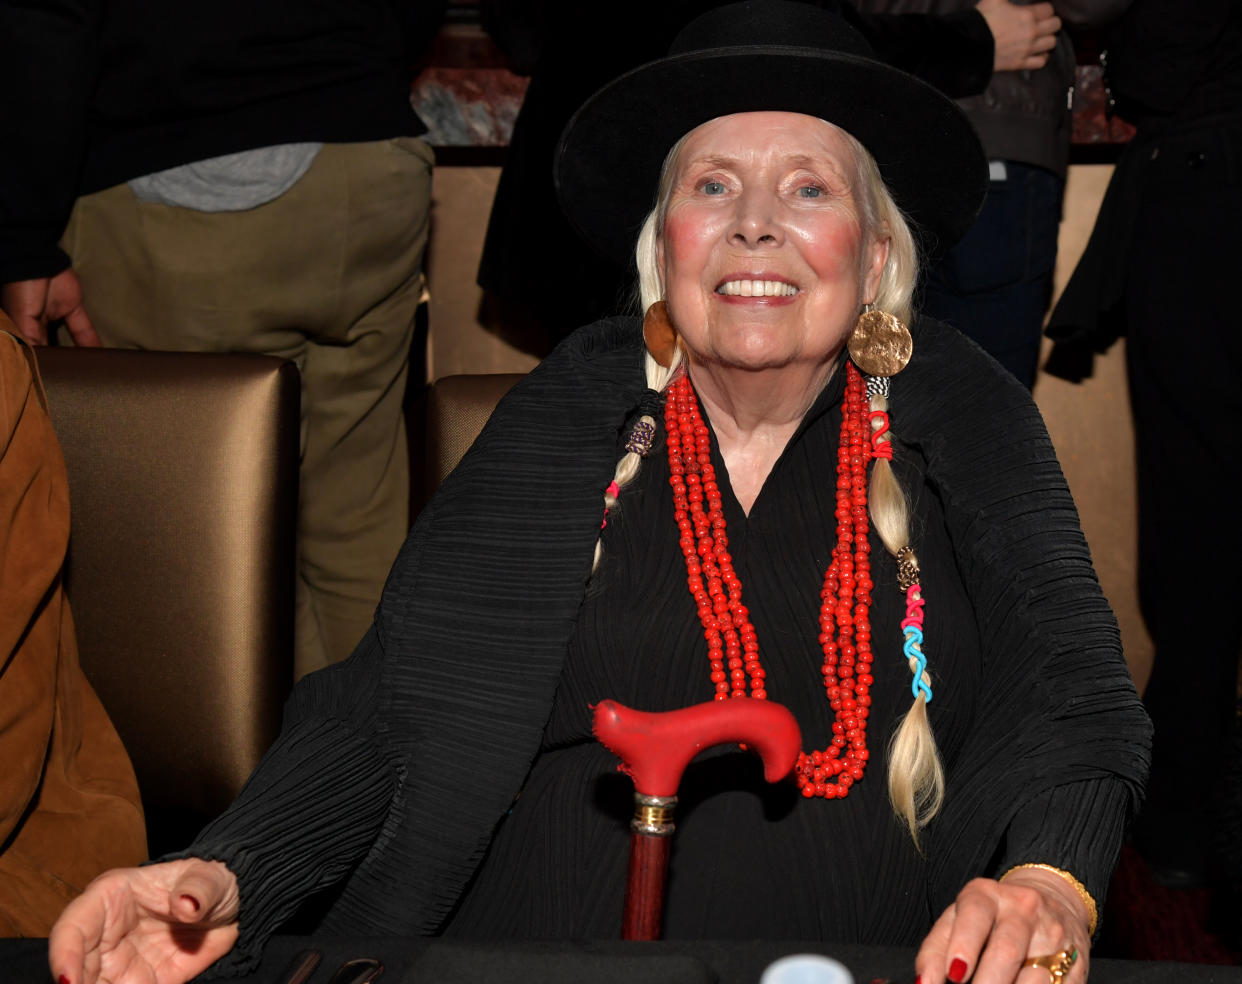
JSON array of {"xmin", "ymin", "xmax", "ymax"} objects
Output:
[{"xmin": 9, "ymin": 936, "xmax": 1242, "ymax": 984}]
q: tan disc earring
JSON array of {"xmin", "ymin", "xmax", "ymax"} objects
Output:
[
  {"xmin": 643, "ymin": 299, "xmax": 679, "ymax": 368},
  {"xmin": 848, "ymin": 304, "xmax": 912, "ymax": 377}
]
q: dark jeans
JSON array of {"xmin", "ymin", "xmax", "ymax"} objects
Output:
[{"xmin": 920, "ymin": 161, "xmax": 1062, "ymax": 390}]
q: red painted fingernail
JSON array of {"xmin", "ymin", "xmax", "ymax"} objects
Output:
[
  {"xmin": 948, "ymin": 958, "xmax": 968, "ymax": 983},
  {"xmin": 914, "ymin": 977, "xmax": 922, "ymax": 984},
  {"xmin": 59, "ymin": 976, "xmax": 71, "ymax": 984}
]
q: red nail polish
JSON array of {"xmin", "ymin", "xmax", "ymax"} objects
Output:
[
  {"xmin": 59, "ymin": 976, "xmax": 71, "ymax": 984},
  {"xmin": 914, "ymin": 977, "xmax": 922, "ymax": 984},
  {"xmin": 948, "ymin": 958, "xmax": 968, "ymax": 983}
]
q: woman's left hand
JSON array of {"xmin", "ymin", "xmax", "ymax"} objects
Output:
[{"xmin": 916, "ymin": 868, "xmax": 1091, "ymax": 984}]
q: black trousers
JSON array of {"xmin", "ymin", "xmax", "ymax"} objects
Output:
[
  {"xmin": 921, "ymin": 161, "xmax": 1062, "ymax": 390},
  {"xmin": 1124, "ymin": 116, "xmax": 1242, "ymax": 867}
]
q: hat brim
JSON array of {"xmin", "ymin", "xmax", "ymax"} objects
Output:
[{"xmin": 555, "ymin": 46, "xmax": 987, "ymax": 265}]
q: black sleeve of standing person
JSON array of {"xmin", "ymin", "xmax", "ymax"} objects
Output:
[
  {"xmin": 842, "ymin": 4, "xmax": 995, "ymax": 97},
  {"xmin": 479, "ymin": 0, "xmax": 542, "ymax": 75},
  {"xmin": 1105, "ymin": 0, "xmax": 1238, "ymax": 124},
  {"xmin": 0, "ymin": 0, "xmax": 101, "ymax": 285},
  {"xmin": 402, "ymin": 0, "xmax": 451, "ymax": 67}
]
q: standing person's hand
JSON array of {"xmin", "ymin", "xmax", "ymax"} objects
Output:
[
  {"xmin": 49, "ymin": 859, "xmax": 241, "ymax": 984},
  {"xmin": 977, "ymin": 0, "xmax": 1062, "ymax": 72},
  {"xmin": 1, "ymin": 269, "xmax": 100, "ymax": 346},
  {"xmin": 916, "ymin": 868, "xmax": 1092, "ymax": 984}
]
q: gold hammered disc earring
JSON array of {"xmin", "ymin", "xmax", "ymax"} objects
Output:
[
  {"xmin": 643, "ymin": 299, "xmax": 679, "ymax": 369},
  {"xmin": 848, "ymin": 304, "xmax": 913, "ymax": 377}
]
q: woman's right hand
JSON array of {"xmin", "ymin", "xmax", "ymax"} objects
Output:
[{"xmin": 49, "ymin": 858, "xmax": 240, "ymax": 984}]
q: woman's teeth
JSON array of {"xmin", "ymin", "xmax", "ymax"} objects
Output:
[{"xmin": 716, "ymin": 280, "xmax": 798, "ymax": 297}]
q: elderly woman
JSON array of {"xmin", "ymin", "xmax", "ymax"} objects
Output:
[{"xmin": 49, "ymin": 4, "xmax": 1149, "ymax": 983}]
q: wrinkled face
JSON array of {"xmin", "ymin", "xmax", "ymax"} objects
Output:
[{"xmin": 658, "ymin": 112, "xmax": 889, "ymax": 373}]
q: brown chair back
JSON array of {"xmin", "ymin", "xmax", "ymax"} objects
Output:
[
  {"xmin": 425, "ymin": 373, "xmax": 524, "ymax": 495},
  {"xmin": 36, "ymin": 347, "xmax": 299, "ymax": 855}
]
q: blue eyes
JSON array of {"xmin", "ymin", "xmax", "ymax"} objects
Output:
[
  {"xmin": 698, "ymin": 181, "xmax": 826, "ymax": 198},
  {"xmin": 696, "ymin": 180, "xmax": 828, "ymax": 198}
]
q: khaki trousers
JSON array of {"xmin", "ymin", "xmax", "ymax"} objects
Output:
[{"xmin": 64, "ymin": 138, "xmax": 434, "ymax": 678}]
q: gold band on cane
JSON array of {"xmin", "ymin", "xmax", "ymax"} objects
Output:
[
  {"xmin": 631, "ymin": 794, "xmax": 677, "ymax": 836},
  {"xmin": 1000, "ymin": 863, "xmax": 1098, "ymax": 936},
  {"xmin": 1024, "ymin": 947, "xmax": 1079, "ymax": 983}
]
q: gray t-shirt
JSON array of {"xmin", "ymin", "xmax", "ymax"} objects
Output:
[{"xmin": 128, "ymin": 143, "xmax": 322, "ymax": 211}]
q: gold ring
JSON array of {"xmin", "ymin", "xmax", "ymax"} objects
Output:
[{"xmin": 1024, "ymin": 948, "xmax": 1078, "ymax": 982}]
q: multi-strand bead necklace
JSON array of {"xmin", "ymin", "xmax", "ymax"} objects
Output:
[{"xmin": 663, "ymin": 362, "xmax": 876, "ymax": 799}]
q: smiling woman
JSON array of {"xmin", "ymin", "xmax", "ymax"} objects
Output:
[
  {"xmin": 630, "ymin": 110, "xmax": 934, "ymax": 813},
  {"xmin": 660, "ymin": 114, "xmax": 886, "ymax": 390},
  {"xmin": 47, "ymin": 5, "xmax": 1150, "ymax": 984}
]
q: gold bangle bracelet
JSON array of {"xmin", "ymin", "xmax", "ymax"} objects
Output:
[{"xmin": 1000, "ymin": 863, "xmax": 1098, "ymax": 936}]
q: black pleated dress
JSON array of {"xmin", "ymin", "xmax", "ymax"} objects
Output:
[{"xmin": 445, "ymin": 365, "xmax": 984, "ymax": 943}]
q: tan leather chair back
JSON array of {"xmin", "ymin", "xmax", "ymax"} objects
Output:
[
  {"xmin": 426, "ymin": 373, "xmax": 524, "ymax": 495},
  {"xmin": 36, "ymin": 347, "xmax": 299, "ymax": 855}
]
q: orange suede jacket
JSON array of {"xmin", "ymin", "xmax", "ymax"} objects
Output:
[{"xmin": 0, "ymin": 321, "xmax": 145, "ymax": 936}]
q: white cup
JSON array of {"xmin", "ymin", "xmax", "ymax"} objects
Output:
[{"xmin": 759, "ymin": 954, "xmax": 854, "ymax": 984}]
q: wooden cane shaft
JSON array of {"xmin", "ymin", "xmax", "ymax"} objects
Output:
[{"xmin": 622, "ymin": 831, "xmax": 672, "ymax": 941}]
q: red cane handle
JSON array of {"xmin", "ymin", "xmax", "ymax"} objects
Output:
[{"xmin": 592, "ymin": 698, "xmax": 802, "ymax": 797}]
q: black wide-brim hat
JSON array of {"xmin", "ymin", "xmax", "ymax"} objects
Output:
[{"xmin": 555, "ymin": 0, "xmax": 987, "ymax": 265}]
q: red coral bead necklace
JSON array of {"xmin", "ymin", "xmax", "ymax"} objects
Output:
[{"xmin": 663, "ymin": 362, "xmax": 875, "ymax": 799}]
